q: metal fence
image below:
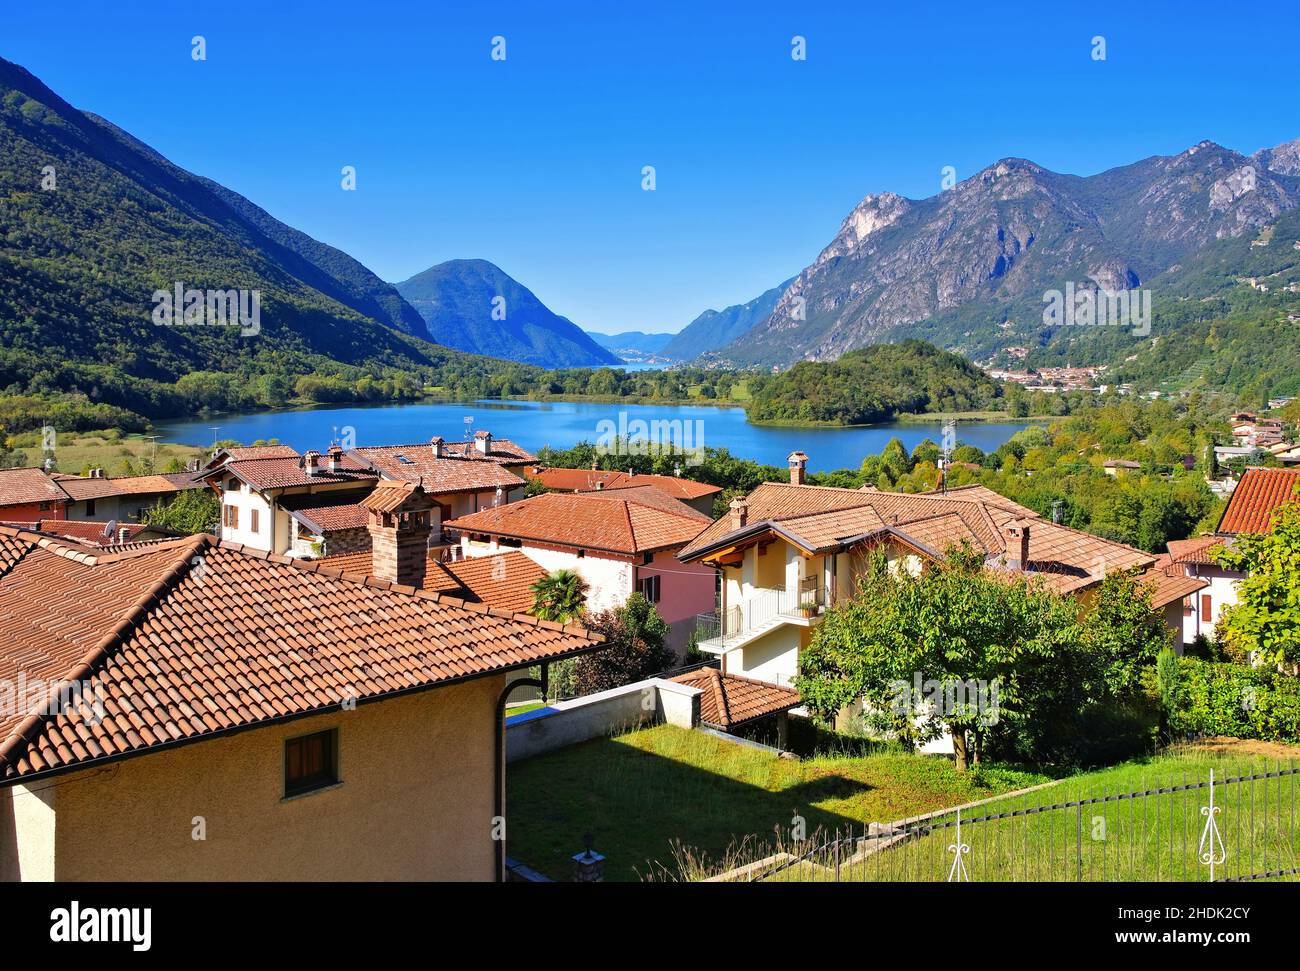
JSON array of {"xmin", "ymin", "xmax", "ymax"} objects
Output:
[{"xmin": 753, "ymin": 762, "xmax": 1300, "ymax": 882}]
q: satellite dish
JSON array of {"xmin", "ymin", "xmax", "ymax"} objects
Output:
[{"xmin": 103, "ymin": 519, "xmax": 117, "ymax": 540}]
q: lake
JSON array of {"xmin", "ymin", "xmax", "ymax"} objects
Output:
[{"xmin": 156, "ymin": 399, "xmax": 1027, "ymax": 473}]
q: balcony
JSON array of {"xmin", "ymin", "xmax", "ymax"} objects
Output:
[{"xmin": 693, "ymin": 577, "xmax": 827, "ymax": 654}]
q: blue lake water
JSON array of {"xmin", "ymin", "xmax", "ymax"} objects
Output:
[{"xmin": 156, "ymin": 399, "xmax": 1027, "ymax": 473}]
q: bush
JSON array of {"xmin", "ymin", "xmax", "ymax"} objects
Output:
[
  {"xmin": 1168, "ymin": 658, "xmax": 1300, "ymax": 743},
  {"xmin": 573, "ymin": 594, "xmax": 673, "ymax": 696}
]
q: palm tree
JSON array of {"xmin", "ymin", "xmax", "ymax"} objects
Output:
[{"xmin": 530, "ymin": 569, "xmax": 590, "ymax": 623}]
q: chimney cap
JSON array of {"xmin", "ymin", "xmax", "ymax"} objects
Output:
[
  {"xmin": 787, "ymin": 451, "xmax": 809, "ymax": 463},
  {"xmin": 430, "ymin": 435, "xmax": 444, "ymax": 444},
  {"xmin": 474, "ymin": 430, "xmax": 491, "ymax": 439},
  {"xmin": 326, "ymin": 444, "xmax": 343, "ymax": 457}
]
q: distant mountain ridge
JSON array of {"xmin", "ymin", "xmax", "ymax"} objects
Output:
[
  {"xmin": 723, "ymin": 141, "xmax": 1300, "ymax": 366},
  {"xmin": 0, "ymin": 54, "xmax": 456, "ymax": 418},
  {"xmin": 585, "ymin": 330, "xmax": 675, "ymax": 357},
  {"xmin": 663, "ymin": 278, "xmax": 795, "ymax": 361},
  {"xmin": 395, "ymin": 259, "xmax": 620, "ymax": 368}
]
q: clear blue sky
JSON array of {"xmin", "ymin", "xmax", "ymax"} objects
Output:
[{"xmin": 6, "ymin": 1, "xmax": 1297, "ymax": 333}]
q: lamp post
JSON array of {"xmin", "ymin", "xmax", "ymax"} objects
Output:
[{"xmin": 572, "ymin": 832, "xmax": 605, "ymax": 883}]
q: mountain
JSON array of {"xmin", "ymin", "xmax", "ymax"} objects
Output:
[
  {"xmin": 395, "ymin": 260, "xmax": 620, "ymax": 368},
  {"xmin": 722, "ymin": 142, "xmax": 1300, "ymax": 366},
  {"xmin": 0, "ymin": 56, "xmax": 455, "ymax": 417},
  {"xmin": 585, "ymin": 330, "xmax": 676, "ymax": 358},
  {"xmin": 663, "ymin": 279, "xmax": 794, "ymax": 361}
]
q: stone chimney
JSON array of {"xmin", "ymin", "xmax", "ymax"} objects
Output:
[
  {"xmin": 729, "ymin": 497, "xmax": 748, "ymax": 531},
  {"xmin": 474, "ymin": 430, "xmax": 492, "ymax": 455},
  {"xmin": 430, "ymin": 436, "xmax": 444, "ymax": 459},
  {"xmin": 1003, "ymin": 521, "xmax": 1031, "ymax": 571},
  {"xmin": 302, "ymin": 450, "xmax": 321, "ymax": 477},
  {"xmin": 363, "ymin": 482, "xmax": 435, "ymax": 588},
  {"xmin": 326, "ymin": 444, "xmax": 343, "ymax": 472},
  {"xmin": 787, "ymin": 451, "xmax": 809, "ymax": 486}
]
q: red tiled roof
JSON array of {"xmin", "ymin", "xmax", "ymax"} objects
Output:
[
  {"xmin": 211, "ymin": 455, "xmax": 378, "ymax": 492},
  {"xmin": 670, "ymin": 668, "xmax": 801, "ymax": 729},
  {"xmin": 1140, "ymin": 557, "xmax": 1209, "ymax": 609},
  {"xmin": 1218, "ymin": 468, "xmax": 1300, "ymax": 535},
  {"xmin": 0, "ymin": 467, "xmax": 71, "ymax": 507},
  {"xmin": 351, "ymin": 445, "xmax": 524, "ymax": 495},
  {"xmin": 0, "ymin": 520, "xmax": 169, "ymax": 547},
  {"xmin": 1166, "ymin": 536, "xmax": 1227, "ymax": 565},
  {"xmin": 446, "ymin": 552, "xmax": 548, "ymax": 614},
  {"xmin": 278, "ymin": 489, "xmax": 374, "ymax": 533},
  {"xmin": 318, "ymin": 549, "xmax": 545, "ymax": 614},
  {"xmin": 525, "ymin": 466, "xmax": 722, "ymax": 499},
  {"xmin": 679, "ymin": 481, "xmax": 1151, "ymax": 595},
  {"xmin": 58, "ymin": 473, "xmax": 203, "ymax": 501},
  {"xmin": 446, "ymin": 489, "xmax": 709, "ymax": 556},
  {"xmin": 0, "ymin": 528, "xmax": 601, "ymax": 781},
  {"xmin": 440, "ymin": 438, "xmax": 536, "ymax": 464}
]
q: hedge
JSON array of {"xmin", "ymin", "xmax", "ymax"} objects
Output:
[{"xmin": 1168, "ymin": 658, "xmax": 1300, "ymax": 743}]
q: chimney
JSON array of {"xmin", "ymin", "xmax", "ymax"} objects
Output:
[
  {"xmin": 787, "ymin": 451, "xmax": 809, "ymax": 486},
  {"xmin": 1003, "ymin": 521, "xmax": 1031, "ymax": 571},
  {"xmin": 729, "ymin": 497, "xmax": 748, "ymax": 531},
  {"xmin": 594, "ymin": 480, "xmax": 605, "ymax": 490},
  {"xmin": 302, "ymin": 450, "xmax": 321, "ymax": 477},
  {"xmin": 118, "ymin": 526, "xmax": 130, "ymax": 545},
  {"xmin": 430, "ymin": 436, "xmax": 444, "ymax": 459},
  {"xmin": 326, "ymin": 444, "xmax": 343, "ymax": 472},
  {"xmin": 363, "ymin": 482, "xmax": 435, "ymax": 588},
  {"xmin": 474, "ymin": 430, "xmax": 492, "ymax": 455}
]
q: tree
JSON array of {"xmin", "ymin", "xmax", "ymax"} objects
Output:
[
  {"xmin": 1213, "ymin": 497, "xmax": 1300, "ymax": 672},
  {"xmin": 1081, "ymin": 567, "xmax": 1172, "ymax": 697},
  {"xmin": 574, "ymin": 593, "xmax": 673, "ymax": 695},
  {"xmin": 141, "ymin": 488, "xmax": 221, "ymax": 534},
  {"xmin": 796, "ymin": 545, "xmax": 1082, "ymax": 771},
  {"xmin": 529, "ymin": 569, "xmax": 589, "ymax": 623}
]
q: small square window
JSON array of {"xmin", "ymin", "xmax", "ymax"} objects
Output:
[
  {"xmin": 284, "ymin": 729, "xmax": 338, "ymax": 798},
  {"xmin": 638, "ymin": 574, "xmax": 661, "ymax": 603}
]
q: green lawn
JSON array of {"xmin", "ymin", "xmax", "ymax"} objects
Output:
[
  {"xmin": 505, "ymin": 723, "xmax": 1047, "ymax": 881},
  {"xmin": 776, "ymin": 743, "xmax": 1300, "ymax": 883}
]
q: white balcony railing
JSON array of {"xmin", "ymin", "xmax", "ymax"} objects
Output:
[{"xmin": 694, "ymin": 579, "xmax": 826, "ymax": 652}]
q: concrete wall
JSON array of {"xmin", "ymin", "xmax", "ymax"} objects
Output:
[
  {"xmin": 4, "ymin": 675, "xmax": 506, "ymax": 882},
  {"xmin": 0, "ymin": 783, "xmax": 56, "ymax": 881},
  {"xmin": 505, "ymin": 678, "xmax": 700, "ymax": 763}
]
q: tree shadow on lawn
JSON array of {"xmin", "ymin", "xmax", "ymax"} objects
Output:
[{"xmin": 505, "ymin": 732, "xmax": 873, "ymax": 882}]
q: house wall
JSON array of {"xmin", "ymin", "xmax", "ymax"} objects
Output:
[
  {"xmin": 65, "ymin": 493, "xmax": 176, "ymax": 524},
  {"xmin": 219, "ymin": 479, "xmax": 276, "ymax": 552},
  {"xmin": 635, "ymin": 549, "xmax": 715, "ymax": 655},
  {"xmin": 1181, "ymin": 565, "xmax": 1242, "ymax": 643},
  {"xmin": 4, "ymin": 675, "xmax": 505, "ymax": 882},
  {"xmin": 0, "ymin": 501, "xmax": 67, "ymax": 522},
  {"xmin": 459, "ymin": 537, "xmax": 633, "ymax": 614},
  {"xmin": 0, "ymin": 783, "xmax": 56, "ymax": 881},
  {"xmin": 723, "ymin": 625, "xmax": 804, "ymax": 688}
]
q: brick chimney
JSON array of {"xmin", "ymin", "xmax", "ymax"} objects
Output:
[
  {"xmin": 430, "ymin": 436, "xmax": 443, "ymax": 459},
  {"xmin": 729, "ymin": 497, "xmax": 748, "ymax": 531},
  {"xmin": 474, "ymin": 430, "xmax": 492, "ymax": 455},
  {"xmin": 326, "ymin": 444, "xmax": 343, "ymax": 472},
  {"xmin": 302, "ymin": 450, "xmax": 321, "ymax": 477},
  {"xmin": 363, "ymin": 482, "xmax": 435, "ymax": 588},
  {"xmin": 1003, "ymin": 521, "xmax": 1031, "ymax": 571},
  {"xmin": 787, "ymin": 451, "xmax": 809, "ymax": 486}
]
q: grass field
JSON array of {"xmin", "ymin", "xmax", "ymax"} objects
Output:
[
  {"xmin": 760, "ymin": 742, "xmax": 1300, "ymax": 883},
  {"xmin": 505, "ymin": 723, "xmax": 1046, "ymax": 881},
  {"xmin": 7, "ymin": 429, "xmax": 208, "ymax": 476}
]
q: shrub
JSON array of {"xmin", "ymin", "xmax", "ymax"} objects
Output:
[{"xmin": 1168, "ymin": 658, "xmax": 1300, "ymax": 743}]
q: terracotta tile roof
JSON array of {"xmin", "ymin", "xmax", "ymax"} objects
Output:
[
  {"xmin": 219, "ymin": 445, "xmax": 301, "ymax": 461},
  {"xmin": 1140, "ymin": 556, "xmax": 1209, "ymax": 609},
  {"xmin": 1218, "ymin": 468, "xmax": 1300, "ymax": 535},
  {"xmin": 59, "ymin": 473, "xmax": 203, "ymax": 501},
  {"xmin": 212, "ymin": 455, "xmax": 378, "ymax": 492},
  {"xmin": 0, "ymin": 527, "xmax": 601, "ymax": 781},
  {"xmin": 679, "ymin": 481, "xmax": 1152, "ymax": 595},
  {"xmin": 440, "ymin": 438, "xmax": 536, "ymax": 464},
  {"xmin": 0, "ymin": 467, "xmax": 71, "ymax": 507},
  {"xmin": 446, "ymin": 490, "xmax": 709, "ymax": 556},
  {"xmin": 445, "ymin": 552, "xmax": 548, "ymax": 615},
  {"xmin": 525, "ymin": 466, "xmax": 722, "ymax": 499},
  {"xmin": 0, "ymin": 520, "xmax": 170, "ymax": 547},
  {"xmin": 278, "ymin": 489, "xmax": 374, "ymax": 534},
  {"xmin": 318, "ymin": 549, "xmax": 544, "ymax": 614},
  {"xmin": 351, "ymin": 445, "xmax": 524, "ymax": 495},
  {"xmin": 670, "ymin": 668, "xmax": 801, "ymax": 729},
  {"xmin": 1167, "ymin": 536, "xmax": 1227, "ymax": 565}
]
